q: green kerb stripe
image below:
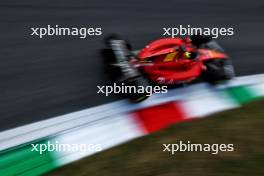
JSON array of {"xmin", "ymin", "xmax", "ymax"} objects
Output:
[
  {"xmin": 0, "ymin": 139, "xmax": 58, "ymax": 176},
  {"xmin": 226, "ymin": 86, "xmax": 257, "ymax": 104}
]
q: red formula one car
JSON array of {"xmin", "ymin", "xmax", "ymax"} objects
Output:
[{"xmin": 103, "ymin": 35, "xmax": 235, "ymax": 101}]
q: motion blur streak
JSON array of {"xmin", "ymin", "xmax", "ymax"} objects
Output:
[
  {"xmin": 0, "ymin": 0, "xmax": 264, "ymax": 131},
  {"xmin": 1, "ymin": 74, "xmax": 264, "ymax": 176},
  {"xmin": 1, "ymin": 74, "xmax": 264, "ymax": 150}
]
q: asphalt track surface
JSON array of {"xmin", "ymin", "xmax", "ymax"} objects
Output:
[{"xmin": 0, "ymin": 0, "xmax": 263, "ymax": 131}]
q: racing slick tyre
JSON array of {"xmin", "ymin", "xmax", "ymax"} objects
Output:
[
  {"xmin": 123, "ymin": 76, "xmax": 151, "ymax": 102},
  {"xmin": 203, "ymin": 59, "xmax": 235, "ymax": 84},
  {"xmin": 102, "ymin": 48, "xmax": 122, "ymax": 81},
  {"xmin": 104, "ymin": 34, "xmax": 132, "ymax": 50},
  {"xmin": 102, "ymin": 34, "xmax": 132, "ymax": 81},
  {"xmin": 191, "ymin": 35, "xmax": 224, "ymax": 52},
  {"xmin": 191, "ymin": 35, "xmax": 212, "ymax": 47}
]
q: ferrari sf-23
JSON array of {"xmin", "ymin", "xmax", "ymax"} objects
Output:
[{"xmin": 102, "ymin": 35, "xmax": 235, "ymax": 102}]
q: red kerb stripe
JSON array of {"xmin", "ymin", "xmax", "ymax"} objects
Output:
[{"xmin": 133, "ymin": 102, "xmax": 187, "ymax": 133}]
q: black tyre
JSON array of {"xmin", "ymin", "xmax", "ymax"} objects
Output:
[
  {"xmin": 191, "ymin": 35, "xmax": 212, "ymax": 47},
  {"xmin": 102, "ymin": 34, "xmax": 132, "ymax": 81},
  {"xmin": 123, "ymin": 77, "xmax": 151, "ymax": 102},
  {"xmin": 101, "ymin": 48, "xmax": 122, "ymax": 81},
  {"xmin": 104, "ymin": 34, "xmax": 132, "ymax": 50},
  {"xmin": 191, "ymin": 35, "xmax": 224, "ymax": 52},
  {"xmin": 203, "ymin": 59, "xmax": 235, "ymax": 84}
]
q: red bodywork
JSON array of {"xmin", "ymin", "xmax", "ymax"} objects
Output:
[{"xmin": 135, "ymin": 38, "xmax": 229, "ymax": 84}]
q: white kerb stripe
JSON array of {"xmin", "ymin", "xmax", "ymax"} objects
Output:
[
  {"xmin": 181, "ymin": 90, "xmax": 238, "ymax": 118},
  {"xmin": 51, "ymin": 113, "xmax": 144, "ymax": 165}
]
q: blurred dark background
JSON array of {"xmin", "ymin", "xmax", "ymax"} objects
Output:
[{"xmin": 0, "ymin": 0, "xmax": 263, "ymax": 130}]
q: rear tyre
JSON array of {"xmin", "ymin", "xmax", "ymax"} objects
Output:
[
  {"xmin": 104, "ymin": 34, "xmax": 132, "ymax": 50},
  {"xmin": 101, "ymin": 48, "xmax": 122, "ymax": 81},
  {"xmin": 102, "ymin": 34, "xmax": 132, "ymax": 81},
  {"xmin": 124, "ymin": 77, "xmax": 151, "ymax": 102},
  {"xmin": 102, "ymin": 35, "xmax": 150, "ymax": 102}
]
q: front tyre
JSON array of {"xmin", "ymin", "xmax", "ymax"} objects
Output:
[
  {"xmin": 191, "ymin": 35, "xmax": 224, "ymax": 52},
  {"xmin": 203, "ymin": 59, "xmax": 235, "ymax": 84}
]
